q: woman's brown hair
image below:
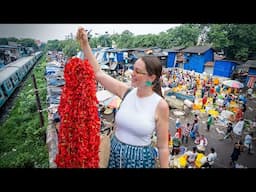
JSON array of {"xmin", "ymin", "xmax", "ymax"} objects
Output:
[{"xmin": 141, "ymin": 56, "xmax": 163, "ymax": 97}]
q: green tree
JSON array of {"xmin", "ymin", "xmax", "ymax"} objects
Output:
[
  {"xmin": 118, "ymin": 30, "xmax": 134, "ymax": 48},
  {"xmin": 168, "ymin": 24, "xmax": 200, "ymax": 47},
  {"xmin": 19, "ymin": 38, "xmax": 39, "ymax": 50},
  {"xmin": 46, "ymin": 39, "xmax": 62, "ymax": 51},
  {"xmin": 0, "ymin": 38, "xmax": 8, "ymax": 45},
  {"xmin": 89, "ymin": 37, "xmax": 99, "ymax": 48},
  {"xmin": 110, "ymin": 33, "xmax": 121, "ymax": 48},
  {"xmin": 62, "ymin": 39, "xmax": 80, "ymax": 58},
  {"xmin": 156, "ymin": 32, "xmax": 173, "ymax": 49},
  {"xmin": 226, "ymin": 24, "xmax": 256, "ymax": 61},
  {"xmin": 98, "ymin": 32, "xmax": 112, "ymax": 47},
  {"xmin": 206, "ymin": 24, "xmax": 256, "ymax": 61},
  {"xmin": 7, "ymin": 37, "xmax": 19, "ymax": 43},
  {"xmin": 205, "ymin": 24, "xmax": 230, "ymax": 51}
]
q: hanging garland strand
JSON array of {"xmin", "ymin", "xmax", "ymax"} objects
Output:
[{"xmin": 55, "ymin": 57, "xmax": 100, "ymax": 168}]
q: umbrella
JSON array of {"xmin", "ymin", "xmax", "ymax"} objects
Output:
[{"xmin": 222, "ymin": 80, "xmax": 244, "ymax": 89}]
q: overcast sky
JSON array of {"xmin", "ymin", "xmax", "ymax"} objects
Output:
[{"xmin": 0, "ymin": 24, "xmax": 180, "ymax": 43}]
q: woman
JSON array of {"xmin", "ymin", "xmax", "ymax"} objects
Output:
[{"xmin": 77, "ymin": 27, "xmax": 169, "ymax": 168}]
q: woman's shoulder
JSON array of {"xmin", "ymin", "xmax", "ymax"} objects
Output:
[
  {"xmin": 122, "ymin": 87, "xmax": 134, "ymax": 99},
  {"xmin": 157, "ymin": 97, "xmax": 169, "ymax": 110}
]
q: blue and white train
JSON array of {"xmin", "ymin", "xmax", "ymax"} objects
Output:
[{"xmin": 0, "ymin": 51, "xmax": 43, "ymax": 108}]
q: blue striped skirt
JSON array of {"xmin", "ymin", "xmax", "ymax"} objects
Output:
[{"xmin": 108, "ymin": 135, "xmax": 156, "ymax": 168}]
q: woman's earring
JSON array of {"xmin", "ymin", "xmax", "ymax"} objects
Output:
[{"xmin": 145, "ymin": 81, "xmax": 152, "ymax": 87}]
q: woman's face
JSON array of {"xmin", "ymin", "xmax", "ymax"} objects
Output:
[{"xmin": 131, "ymin": 58, "xmax": 149, "ymax": 87}]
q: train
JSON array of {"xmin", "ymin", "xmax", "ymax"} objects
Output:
[{"xmin": 0, "ymin": 51, "xmax": 43, "ymax": 109}]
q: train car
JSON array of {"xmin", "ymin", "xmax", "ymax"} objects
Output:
[
  {"xmin": 0, "ymin": 87, "xmax": 6, "ymax": 108},
  {"xmin": 7, "ymin": 56, "xmax": 33, "ymax": 79},
  {"xmin": 0, "ymin": 66, "xmax": 20, "ymax": 107},
  {"xmin": 0, "ymin": 51, "xmax": 42, "ymax": 109},
  {"xmin": 34, "ymin": 51, "xmax": 42, "ymax": 60}
]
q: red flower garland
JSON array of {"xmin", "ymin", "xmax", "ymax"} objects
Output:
[{"xmin": 55, "ymin": 57, "xmax": 100, "ymax": 168}]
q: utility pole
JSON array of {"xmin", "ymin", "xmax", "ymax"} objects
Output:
[{"xmin": 31, "ymin": 73, "xmax": 44, "ymax": 128}]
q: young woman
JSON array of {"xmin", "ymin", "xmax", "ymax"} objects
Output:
[{"xmin": 77, "ymin": 27, "xmax": 169, "ymax": 168}]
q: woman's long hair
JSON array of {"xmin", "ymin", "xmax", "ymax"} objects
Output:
[{"xmin": 141, "ymin": 56, "xmax": 163, "ymax": 97}]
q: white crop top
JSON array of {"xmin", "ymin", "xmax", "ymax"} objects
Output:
[{"xmin": 115, "ymin": 88, "xmax": 162, "ymax": 146}]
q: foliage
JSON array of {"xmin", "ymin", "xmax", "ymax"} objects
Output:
[
  {"xmin": 98, "ymin": 32, "xmax": 112, "ymax": 47},
  {"xmin": 89, "ymin": 25, "xmax": 201, "ymax": 49},
  {"xmin": 169, "ymin": 24, "xmax": 201, "ymax": 47},
  {"xmin": 46, "ymin": 39, "xmax": 63, "ymax": 52},
  {"xmin": 206, "ymin": 24, "xmax": 256, "ymax": 61},
  {"xmin": 18, "ymin": 38, "xmax": 39, "ymax": 50},
  {"xmin": 0, "ymin": 55, "xmax": 49, "ymax": 168},
  {"xmin": 133, "ymin": 34, "xmax": 159, "ymax": 48},
  {"xmin": 89, "ymin": 38, "xmax": 99, "ymax": 48},
  {"xmin": 42, "ymin": 24, "xmax": 256, "ymax": 62},
  {"xmin": 0, "ymin": 38, "xmax": 8, "ymax": 45},
  {"xmin": 114, "ymin": 30, "xmax": 133, "ymax": 48},
  {"xmin": 45, "ymin": 39, "xmax": 80, "ymax": 58},
  {"xmin": 205, "ymin": 24, "xmax": 230, "ymax": 51},
  {"xmin": 62, "ymin": 39, "xmax": 80, "ymax": 58}
]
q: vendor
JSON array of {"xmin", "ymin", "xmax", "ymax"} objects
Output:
[
  {"xmin": 186, "ymin": 146, "xmax": 198, "ymax": 168},
  {"xmin": 238, "ymin": 94, "xmax": 247, "ymax": 104},
  {"xmin": 195, "ymin": 134, "xmax": 208, "ymax": 147},
  {"xmin": 201, "ymin": 147, "xmax": 217, "ymax": 168},
  {"xmin": 202, "ymin": 95, "xmax": 208, "ymax": 109},
  {"xmin": 235, "ymin": 108, "xmax": 243, "ymax": 122},
  {"xmin": 195, "ymin": 135, "xmax": 208, "ymax": 153},
  {"xmin": 171, "ymin": 132, "xmax": 182, "ymax": 156}
]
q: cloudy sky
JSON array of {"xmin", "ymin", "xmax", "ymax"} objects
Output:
[{"xmin": 0, "ymin": 24, "xmax": 180, "ymax": 43}]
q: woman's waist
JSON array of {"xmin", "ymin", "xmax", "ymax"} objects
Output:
[
  {"xmin": 114, "ymin": 133, "xmax": 152, "ymax": 147},
  {"xmin": 111, "ymin": 135, "xmax": 155, "ymax": 160}
]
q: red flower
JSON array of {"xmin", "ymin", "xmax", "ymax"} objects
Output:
[{"xmin": 55, "ymin": 57, "xmax": 100, "ymax": 168}]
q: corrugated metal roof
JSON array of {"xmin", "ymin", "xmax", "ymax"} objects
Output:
[
  {"xmin": 164, "ymin": 46, "xmax": 185, "ymax": 53},
  {"xmin": 0, "ymin": 67, "xmax": 18, "ymax": 84},
  {"xmin": 245, "ymin": 60, "xmax": 256, "ymax": 67},
  {"xmin": 217, "ymin": 59, "xmax": 243, "ymax": 65},
  {"xmin": 183, "ymin": 45, "xmax": 212, "ymax": 54}
]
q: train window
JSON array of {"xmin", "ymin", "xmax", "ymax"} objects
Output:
[
  {"xmin": 16, "ymin": 71, "xmax": 22, "ymax": 80},
  {"xmin": 6, "ymin": 80, "xmax": 13, "ymax": 90},
  {"xmin": 23, "ymin": 66, "xmax": 27, "ymax": 73},
  {"xmin": 11, "ymin": 75, "xmax": 19, "ymax": 85}
]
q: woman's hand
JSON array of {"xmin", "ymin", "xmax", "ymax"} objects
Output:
[{"xmin": 76, "ymin": 27, "xmax": 89, "ymax": 48}]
